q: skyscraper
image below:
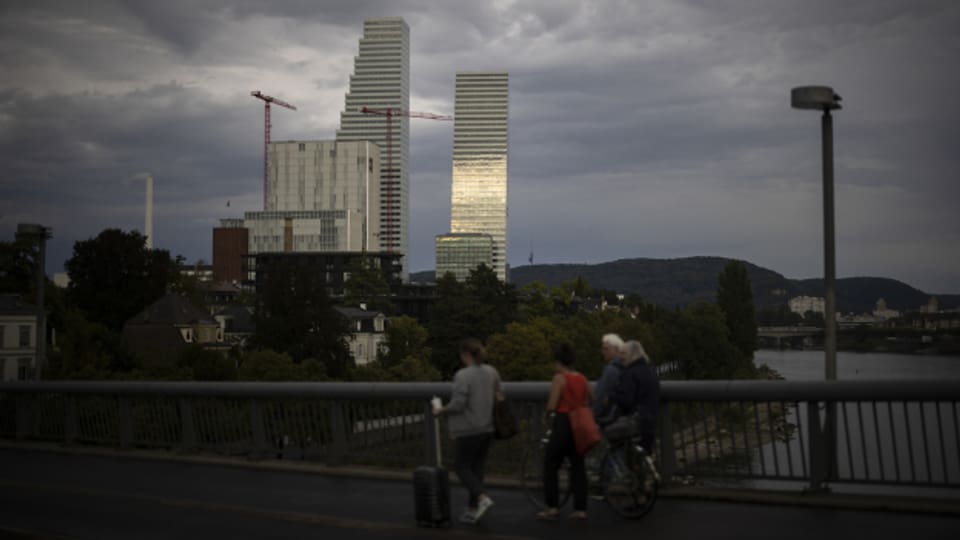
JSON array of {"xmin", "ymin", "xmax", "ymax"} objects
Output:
[
  {"xmin": 337, "ymin": 17, "xmax": 410, "ymax": 279},
  {"xmin": 450, "ymin": 72, "xmax": 509, "ymax": 281}
]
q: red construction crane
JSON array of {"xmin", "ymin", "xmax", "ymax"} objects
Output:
[
  {"xmin": 252, "ymin": 90, "xmax": 297, "ymax": 210},
  {"xmin": 360, "ymin": 106, "xmax": 453, "ymax": 252}
]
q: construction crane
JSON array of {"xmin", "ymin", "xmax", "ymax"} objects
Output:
[
  {"xmin": 360, "ymin": 106, "xmax": 453, "ymax": 252},
  {"xmin": 251, "ymin": 90, "xmax": 297, "ymax": 210}
]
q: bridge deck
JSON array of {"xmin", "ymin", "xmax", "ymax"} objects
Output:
[{"xmin": 0, "ymin": 447, "xmax": 958, "ymax": 539}]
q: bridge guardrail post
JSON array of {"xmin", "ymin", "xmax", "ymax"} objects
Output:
[
  {"xmin": 249, "ymin": 399, "xmax": 268, "ymax": 460},
  {"xmin": 179, "ymin": 398, "xmax": 197, "ymax": 452},
  {"xmin": 328, "ymin": 402, "xmax": 347, "ymax": 466},
  {"xmin": 15, "ymin": 394, "xmax": 33, "ymax": 441},
  {"xmin": 806, "ymin": 400, "xmax": 830, "ymax": 492},
  {"xmin": 64, "ymin": 395, "xmax": 78, "ymax": 445},
  {"xmin": 118, "ymin": 397, "xmax": 133, "ymax": 449},
  {"xmin": 423, "ymin": 401, "xmax": 438, "ymax": 466},
  {"xmin": 659, "ymin": 401, "xmax": 677, "ymax": 484}
]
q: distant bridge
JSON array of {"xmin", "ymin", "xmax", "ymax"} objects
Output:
[{"xmin": 758, "ymin": 326, "xmax": 823, "ymax": 338}]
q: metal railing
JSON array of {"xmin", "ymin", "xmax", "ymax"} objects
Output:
[{"xmin": 1, "ymin": 380, "xmax": 958, "ymax": 493}]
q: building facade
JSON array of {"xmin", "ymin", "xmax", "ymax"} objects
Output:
[
  {"xmin": 450, "ymin": 72, "xmax": 509, "ymax": 281},
  {"xmin": 789, "ymin": 295, "xmax": 826, "ymax": 316},
  {"xmin": 245, "ymin": 140, "xmax": 380, "ymax": 255},
  {"xmin": 213, "ymin": 220, "xmax": 249, "ymax": 283},
  {"xmin": 435, "ymin": 233, "xmax": 494, "ymax": 281},
  {"xmin": 245, "ymin": 251, "xmax": 403, "ymax": 296},
  {"xmin": 0, "ymin": 295, "xmax": 37, "ymax": 381},
  {"xmin": 337, "ymin": 17, "xmax": 411, "ymax": 278},
  {"xmin": 336, "ymin": 307, "xmax": 387, "ymax": 366}
]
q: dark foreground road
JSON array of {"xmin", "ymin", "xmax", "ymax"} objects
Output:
[{"xmin": 0, "ymin": 447, "xmax": 958, "ymax": 540}]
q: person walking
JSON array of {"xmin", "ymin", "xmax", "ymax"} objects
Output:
[
  {"xmin": 433, "ymin": 338, "xmax": 502, "ymax": 524},
  {"xmin": 539, "ymin": 343, "xmax": 593, "ymax": 520},
  {"xmin": 593, "ymin": 333, "xmax": 625, "ymax": 425}
]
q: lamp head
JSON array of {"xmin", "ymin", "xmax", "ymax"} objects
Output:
[{"xmin": 791, "ymin": 86, "xmax": 842, "ymax": 111}]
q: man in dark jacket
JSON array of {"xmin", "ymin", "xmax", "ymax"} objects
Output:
[{"xmin": 612, "ymin": 340, "xmax": 660, "ymax": 452}]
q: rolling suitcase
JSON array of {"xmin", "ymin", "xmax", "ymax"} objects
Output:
[{"xmin": 414, "ymin": 412, "xmax": 451, "ymax": 527}]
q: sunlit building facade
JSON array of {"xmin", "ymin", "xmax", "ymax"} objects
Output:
[
  {"xmin": 337, "ymin": 17, "xmax": 411, "ymax": 279},
  {"xmin": 450, "ymin": 72, "xmax": 508, "ymax": 281},
  {"xmin": 435, "ymin": 233, "xmax": 494, "ymax": 282}
]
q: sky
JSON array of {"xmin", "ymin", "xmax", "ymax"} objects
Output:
[{"xmin": 1, "ymin": 0, "xmax": 958, "ymax": 293}]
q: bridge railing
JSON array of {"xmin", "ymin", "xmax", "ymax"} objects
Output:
[{"xmin": 1, "ymin": 380, "xmax": 958, "ymax": 493}]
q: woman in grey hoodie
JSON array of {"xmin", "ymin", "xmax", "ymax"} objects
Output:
[{"xmin": 433, "ymin": 338, "xmax": 502, "ymax": 524}]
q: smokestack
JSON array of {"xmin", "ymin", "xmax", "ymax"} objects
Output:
[{"xmin": 145, "ymin": 175, "xmax": 154, "ymax": 249}]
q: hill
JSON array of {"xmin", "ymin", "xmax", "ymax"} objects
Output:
[{"xmin": 412, "ymin": 257, "xmax": 959, "ymax": 313}]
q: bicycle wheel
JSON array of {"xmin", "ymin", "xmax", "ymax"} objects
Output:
[
  {"xmin": 520, "ymin": 444, "xmax": 572, "ymax": 509},
  {"xmin": 600, "ymin": 445, "xmax": 658, "ymax": 519}
]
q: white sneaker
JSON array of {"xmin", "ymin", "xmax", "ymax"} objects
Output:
[{"xmin": 473, "ymin": 496, "xmax": 495, "ymax": 522}]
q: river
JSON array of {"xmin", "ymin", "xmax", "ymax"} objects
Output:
[
  {"xmin": 739, "ymin": 350, "xmax": 960, "ymax": 497},
  {"xmin": 754, "ymin": 349, "xmax": 960, "ymax": 380}
]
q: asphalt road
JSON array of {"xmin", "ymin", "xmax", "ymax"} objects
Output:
[{"xmin": 0, "ymin": 447, "xmax": 958, "ymax": 539}]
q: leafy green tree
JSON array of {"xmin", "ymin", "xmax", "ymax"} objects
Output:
[
  {"xmin": 486, "ymin": 320, "xmax": 556, "ymax": 381},
  {"xmin": 343, "ymin": 256, "xmax": 394, "ymax": 313},
  {"xmin": 238, "ymin": 350, "xmax": 303, "ymax": 381},
  {"xmin": 381, "ymin": 316, "xmax": 430, "ymax": 367},
  {"xmin": 717, "ymin": 260, "xmax": 758, "ymax": 360},
  {"xmin": 518, "ymin": 281, "xmax": 556, "ymax": 320},
  {"xmin": 0, "ymin": 234, "xmax": 38, "ymax": 298},
  {"xmin": 665, "ymin": 302, "xmax": 753, "ymax": 379},
  {"xmin": 428, "ymin": 265, "xmax": 518, "ymax": 377},
  {"xmin": 65, "ymin": 229, "xmax": 175, "ymax": 331},
  {"xmin": 251, "ymin": 257, "xmax": 351, "ymax": 378},
  {"xmin": 803, "ymin": 310, "xmax": 825, "ymax": 327},
  {"xmin": 56, "ymin": 309, "xmax": 131, "ymax": 379},
  {"xmin": 179, "ymin": 344, "xmax": 236, "ymax": 381}
]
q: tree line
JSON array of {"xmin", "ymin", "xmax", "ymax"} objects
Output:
[{"xmin": 1, "ymin": 227, "xmax": 762, "ymax": 382}]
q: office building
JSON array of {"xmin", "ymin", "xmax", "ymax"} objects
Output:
[
  {"xmin": 337, "ymin": 17, "xmax": 411, "ymax": 278},
  {"xmin": 435, "ymin": 233, "xmax": 494, "ymax": 282},
  {"xmin": 244, "ymin": 140, "xmax": 380, "ymax": 254},
  {"xmin": 450, "ymin": 72, "xmax": 508, "ymax": 281}
]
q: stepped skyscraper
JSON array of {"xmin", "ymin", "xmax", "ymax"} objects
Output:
[
  {"xmin": 337, "ymin": 17, "xmax": 410, "ymax": 278},
  {"xmin": 450, "ymin": 72, "xmax": 509, "ymax": 281}
]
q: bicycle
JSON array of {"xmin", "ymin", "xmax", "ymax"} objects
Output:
[{"xmin": 596, "ymin": 435, "xmax": 660, "ymax": 518}]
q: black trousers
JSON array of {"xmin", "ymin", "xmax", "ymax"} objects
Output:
[
  {"xmin": 543, "ymin": 413, "xmax": 587, "ymax": 511},
  {"xmin": 454, "ymin": 432, "xmax": 493, "ymax": 508}
]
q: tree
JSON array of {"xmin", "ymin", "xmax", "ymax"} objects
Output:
[
  {"xmin": 56, "ymin": 309, "xmax": 131, "ymax": 379},
  {"xmin": 518, "ymin": 281, "xmax": 556, "ymax": 320},
  {"xmin": 343, "ymin": 256, "xmax": 394, "ymax": 313},
  {"xmin": 717, "ymin": 260, "xmax": 758, "ymax": 360},
  {"xmin": 663, "ymin": 302, "xmax": 753, "ymax": 380},
  {"xmin": 381, "ymin": 316, "xmax": 430, "ymax": 367},
  {"xmin": 428, "ymin": 265, "xmax": 518, "ymax": 377},
  {"xmin": 179, "ymin": 344, "xmax": 236, "ymax": 381},
  {"xmin": 486, "ymin": 320, "xmax": 556, "ymax": 381},
  {"xmin": 65, "ymin": 229, "xmax": 174, "ymax": 331},
  {"xmin": 251, "ymin": 257, "xmax": 351, "ymax": 378},
  {"xmin": 238, "ymin": 350, "xmax": 303, "ymax": 381}
]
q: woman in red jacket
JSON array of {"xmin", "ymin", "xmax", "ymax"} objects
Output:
[{"xmin": 539, "ymin": 343, "xmax": 593, "ymax": 520}]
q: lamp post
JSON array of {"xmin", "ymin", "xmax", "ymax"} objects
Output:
[
  {"xmin": 16, "ymin": 223, "xmax": 52, "ymax": 380},
  {"xmin": 791, "ymin": 86, "xmax": 841, "ymax": 491}
]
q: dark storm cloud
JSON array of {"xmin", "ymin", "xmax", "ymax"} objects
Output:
[{"xmin": 1, "ymin": 0, "xmax": 958, "ymax": 292}]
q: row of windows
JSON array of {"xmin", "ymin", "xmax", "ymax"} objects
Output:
[{"xmin": 0, "ymin": 325, "xmax": 32, "ymax": 348}]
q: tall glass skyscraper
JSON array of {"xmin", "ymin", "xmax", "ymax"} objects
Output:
[
  {"xmin": 450, "ymin": 72, "xmax": 509, "ymax": 281},
  {"xmin": 337, "ymin": 17, "xmax": 410, "ymax": 278}
]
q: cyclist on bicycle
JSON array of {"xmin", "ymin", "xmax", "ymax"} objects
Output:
[
  {"xmin": 610, "ymin": 340, "xmax": 660, "ymax": 453},
  {"xmin": 593, "ymin": 334, "xmax": 625, "ymax": 426}
]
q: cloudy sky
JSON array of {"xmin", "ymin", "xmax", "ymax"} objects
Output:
[{"xmin": 1, "ymin": 0, "xmax": 958, "ymax": 292}]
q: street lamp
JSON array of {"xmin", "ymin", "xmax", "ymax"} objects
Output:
[
  {"xmin": 791, "ymin": 86, "xmax": 841, "ymax": 381},
  {"xmin": 16, "ymin": 223, "xmax": 52, "ymax": 380},
  {"xmin": 792, "ymin": 86, "xmax": 841, "ymax": 493}
]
